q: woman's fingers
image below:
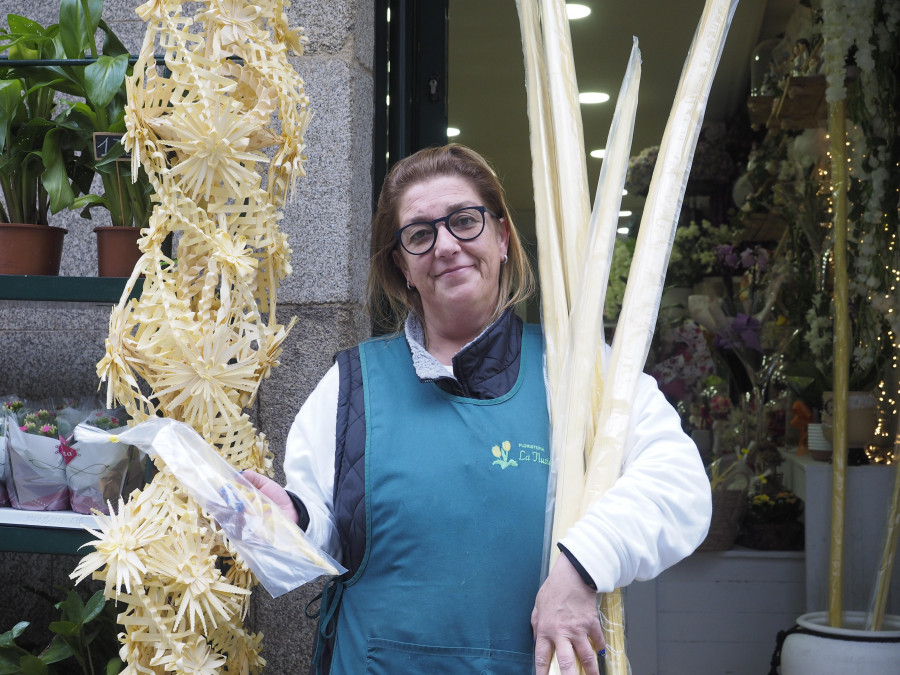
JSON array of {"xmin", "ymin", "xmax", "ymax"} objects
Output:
[
  {"xmin": 241, "ymin": 470, "xmax": 300, "ymax": 524},
  {"xmin": 534, "ymin": 634, "xmax": 602, "ymax": 675},
  {"xmin": 532, "ymin": 555, "xmax": 605, "ymax": 674}
]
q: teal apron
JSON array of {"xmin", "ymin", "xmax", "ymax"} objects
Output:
[{"xmin": 323, "ymin": 324, "xmax": 550, "ymax": 674}]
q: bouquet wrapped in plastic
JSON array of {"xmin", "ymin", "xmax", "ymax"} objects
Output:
[
  {"xmin": 5, "ymin": 406, "xmax": 70, "ymax": 511},
  {"xmin": 67, "ymin": 408, "xmax": 136, "ymax": 514}
]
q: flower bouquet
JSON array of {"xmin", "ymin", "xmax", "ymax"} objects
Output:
[
  {"xmin": 4, "ymin": 407, "xmax": 70, "ymax": 511},
  {"xmin": 67, "ymin": 409, "xmax": 135, "ymax": 515}
]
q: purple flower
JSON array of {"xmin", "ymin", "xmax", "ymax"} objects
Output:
[
  {"xmin": 714, "ymin": 314, "xmax": 763, "ymax": 352},
  {"xmin": 755, "ymin": 248, "xmax": 769, "ymax": 272},
  {"xmin": 740, "ymin": 247, "xmax": 756, "ymax": 269},
  {"xmin": 716, "ymin": 244, "xmax": 739, "ymax": 269}
]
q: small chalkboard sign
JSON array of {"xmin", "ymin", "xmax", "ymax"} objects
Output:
[{"xmin": 92, "ymin": 132, "xmax": 131, "ymax": 161}]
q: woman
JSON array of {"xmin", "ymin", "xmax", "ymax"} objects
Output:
[{"xmin": 247, "ymin": 144, "xmax": 711, "ymax": 674}]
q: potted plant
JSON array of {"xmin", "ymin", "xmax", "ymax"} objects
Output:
[
  {"xmin": 3, "ymin": 0, "xmax": 153, "ymax": 277},
  {"xmin": 52, "ymin": 0, "xmax": 152, "ymax": 276},
  {"xmin": 0, "ymin": 13, "xmax": 86, "ymax": 275}
]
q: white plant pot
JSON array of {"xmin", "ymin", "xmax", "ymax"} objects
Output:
[{"xmin": 781, "ymin": 611, "xmax": 900, "ymax": 675}]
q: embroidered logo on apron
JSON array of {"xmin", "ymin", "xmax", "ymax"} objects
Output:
[
  {"xmin": 491, "ymin": 440, "xmax": 549, "ymax": 469},
  {"xmin": 491, "ymin": 440, "xmax": 518, "ymax": 468}
]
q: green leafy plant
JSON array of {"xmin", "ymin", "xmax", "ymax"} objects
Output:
[
  {"xmin": 50, "ymin": 0, "xmax": 152, "ymax": 229},
  {"xmin": 0, "ymin": 587, "xmax": 122, "ymax": 675},
  {"xmin": 0, "ymin": 14, "xmax": 85, "ymax": 225},
  {"xmin": 0, "ymin": 0, "xmax": 152, "ymax": 229}
]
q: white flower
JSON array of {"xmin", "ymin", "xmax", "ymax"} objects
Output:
[
  {"xmin": 173, "ymin": 637, "xmax": 227, "ymax": 675},
  {"xmin": 70, "ymin": 497, "xmax": 167, "ymax": 599}
]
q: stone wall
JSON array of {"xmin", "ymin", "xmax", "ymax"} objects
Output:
[{"xmin": 0, "ymin": 1, "xmax": 373, "ymax": 671}]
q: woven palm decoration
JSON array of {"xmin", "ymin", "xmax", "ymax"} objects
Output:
[{"xmin": 71, "ymin": 1, "xmax": 310, "ymax": 672}]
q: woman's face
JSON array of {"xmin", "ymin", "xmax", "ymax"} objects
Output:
[{"xmin": 393, "ymin": 175, "xmax": 509, "ymax": 328}]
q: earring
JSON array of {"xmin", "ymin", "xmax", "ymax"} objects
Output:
[
  {"xmin": 501, "ymin": 255, "xmax": 508, "ymax": 264},
  {"xmin": 406, "ymin": 280, "xmax": 413, "ymax": 290}
]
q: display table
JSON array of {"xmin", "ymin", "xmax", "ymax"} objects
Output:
[{"xmin": 779, "ymin": 448, "xmax": 899, "ymax": 615}]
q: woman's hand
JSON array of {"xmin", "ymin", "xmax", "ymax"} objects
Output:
[
  {"xmin": 532, "ymin": 554, "xmax": 606, "ymax": 675},
  {"xmin": 241, "ymin": 470, "xmax": 300, "ymax": 525}
]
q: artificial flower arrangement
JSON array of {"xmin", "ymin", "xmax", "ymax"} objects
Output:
[{"xmin": 1, "ymin": 397, "xmax": 140, "ymax": 514}]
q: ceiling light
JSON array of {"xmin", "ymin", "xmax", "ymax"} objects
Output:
[
  {"xmin": 579, "ymin": 92, "xmax": 609, "ymax": 104},
  {"xmin": 566, "ymin": 4, "xmax": 591, "ymax": 20},
  {"xmin": 447, "ymin": 127, "xmax": 460, "ymax": 138},
  {"xmin": 589, "ymin": 148, "xmax": 605, "ymax": 159},
  {"xmin": 619, "ymin": 210, "xmax": 632, "ymax": 218},
  {"xmin": 617, "ymin": 227, "xmax": 630, "ymax": 235},
  {"xmin": 622, "ymin": 188, "xmax": 628, "ymax": 196}
]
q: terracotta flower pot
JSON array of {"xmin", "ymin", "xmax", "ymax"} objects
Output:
[
  {"xmin": 94, "ymin": 226, "xmax": 143, "ymax": 277},
  {"xmin": 0, "ymin": 222, "xmax": 67, "ymax": 276}
]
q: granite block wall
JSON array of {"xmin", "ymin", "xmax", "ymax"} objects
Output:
[{"xmin": 0, "ymin": 1, "xmax": 374, "ymax": 671}]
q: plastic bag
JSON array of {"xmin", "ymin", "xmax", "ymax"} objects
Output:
[
  {"xmin": 74, "ymin": 417, "xmax": 346, "ymax": 597},
  {"xmin": 67, "ymin": 414, "xmax": 133, "ymax": 514},
  {"xmin": 66, "ymin": 407, "xmax": 136, "ymax": 514},
  {"xmin": 5, "ymin": 416, "xmax": 69, "ymax": 511}
]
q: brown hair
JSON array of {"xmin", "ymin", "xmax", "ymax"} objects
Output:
[{"xmin": 368, "ymin": 144, "xmax": 534, "ymax": 333}]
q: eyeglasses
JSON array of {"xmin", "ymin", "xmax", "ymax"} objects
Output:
[{"xmin": 395, "ymin": 205, "xmax": 497, "ymax": 255}]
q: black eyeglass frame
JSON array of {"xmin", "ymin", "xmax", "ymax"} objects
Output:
[{"xmin": 394, "ymin": 205, "xmax": 499, "ymax": 255}]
